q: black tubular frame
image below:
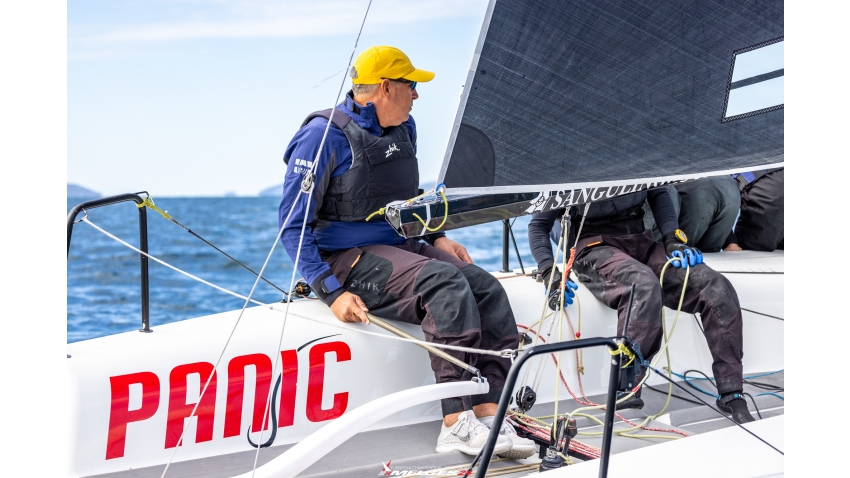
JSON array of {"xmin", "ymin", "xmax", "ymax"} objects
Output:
[
  {"xmin": 477, "ymin": 337, "xmax": 623, "ymax": 478},
  {"xmin": 500, "ymin": 219, "xmax": 525, "ymax": 274},
  {"xmin": 67, "ymin": 192, "xmax": 152, "ymax": 333},
  {"xmin": 500, "ymin": 219, "xmax": 511, "ymax": 272}
]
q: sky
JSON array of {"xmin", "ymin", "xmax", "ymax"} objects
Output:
[{"xmin": 68, "ymin": 0, "xmax": 490, "ymax": 197}]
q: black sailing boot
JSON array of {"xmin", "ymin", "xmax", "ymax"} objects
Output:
[
  {"xmin": 716, "ymin": 392, "xmax": 756, "ymax": 423},
  {"xmin": 615, "ymin": 388, "xmax": 644, "ymax": 411}
]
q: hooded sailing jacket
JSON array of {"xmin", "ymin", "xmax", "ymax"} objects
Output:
[{"xmin": 279, "ymin": 92, "xmax": 444, "ymax": 306}]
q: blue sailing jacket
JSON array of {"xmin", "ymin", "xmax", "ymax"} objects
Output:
[{"xmin": 278, "ymin": 93, "xmax": 442, "ymax": 305}]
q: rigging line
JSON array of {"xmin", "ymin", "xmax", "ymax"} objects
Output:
[
  {"xmin": 741, "ymin": 307, "xmax": 784, "ymax": 321},
  {"xmin": 139, "ymin": 196, "xmax": 289, "ymax": 295},
  {"xmin": 742, "ymin": 392, "xmax": 764, "ymax": 420},
  {"xmin": 569, "ymin": 257, "xmax": 690, "ymax": 429},
  {"xmin": 573, "ymin": 202, "xmax": 591, "ymax": 245},
  {"xmin": 646, "ymin": 364, "xmax": 784, "ymax": 455},
  {"xmin": 692, "ymin": 313, "xmax": 705, "ymax": 333},
  {"xmin": 309, "ymin": 67, "xmax": 347, "ymax": 90},
  {"xmin": 160, "ymin": 186, "xmax": 300, "ymax": 478},
  {"xmin": 716, "ymin": 270, "xmax": 783, "ymax": 274},
  {"xmin": 643, "ymin": 384, "xmax": 704, "ymax": 406},
  {"xmin": 251, "ymin": 5, "xmax": 374, "ymax": 472},
  {"xmin": 80, "ymin": 217, "xmax": 511, "ymax": 357},
  {"xmin": 681, "ymin": 369, "xmax": 719, "ymax": 399},
  {"xmin": 521, "ymin": 211, "xmax": 569, "ymax": 393},
  {"xmin": 507, "ymin": 220, "xmax": 525, "ymax": 274}
]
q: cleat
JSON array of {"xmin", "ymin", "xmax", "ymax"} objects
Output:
[
  {"xmin": 716, "ymin": 393, "xmax": 756, "ymax": 423},
  {"xmin": 478, "ymin": 415, "xmax": 538, "ymax": 460},
  {"xmin": 436, "ymin": 411, "xmax": 512, "ymax": 456}
]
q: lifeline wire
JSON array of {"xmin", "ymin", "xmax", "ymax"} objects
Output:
[
  {"xmin": 80, "ymin": 219, "xmax": 510, "ymax": 358},
  {"xmin": 249, "ymin": 3, "xmax": 375, "ymax": 474},
  {"xmin": 136, "ymin": 194, "xmax": 289, "ymax": 295},
  {"xmin": 157, "ymin": 212, "xmax": 296, "ymax": 476}
]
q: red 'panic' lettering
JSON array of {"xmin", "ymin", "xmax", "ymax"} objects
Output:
[
  {"xmin": 224, "ymin": 354, "xmax": 272, "ymax": 438},
  {"xmin": 278, "ymin": 350, "xmax": 298, "ymax": 427},
  {"xmin": 306, "ymin": 341, "xmax": 350, "ymax": 422},
  {"xmin": 165, "ymin": 362, "xmax": 216, "ymax": 448},
  {"xmin": 106, "ymin": 372, "xmax": 160, "ymax": 460}
]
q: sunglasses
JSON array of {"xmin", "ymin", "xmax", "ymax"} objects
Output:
[{"xmin": 386, "ymin": 78, "xmax": 417, "ymax": 90}]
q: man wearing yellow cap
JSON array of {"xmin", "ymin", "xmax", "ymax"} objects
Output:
[{"xmin": 278, "ymin": 46, "xmax": 533, "ymax": 458}]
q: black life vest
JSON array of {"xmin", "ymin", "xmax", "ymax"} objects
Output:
[
  {"xmin": 568, "ymin": 191, "xmax": 649, "ymax": 237},
  {"xmin": 294, "ymin": 108, "xmax": 420, "ymax": 222}
]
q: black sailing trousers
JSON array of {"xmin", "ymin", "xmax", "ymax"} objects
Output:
[
  {"xmin": 324, "ymin": 239, "xmax": 520, "ymax": 416},
  {"xmin": 573, "ymin": 231, "xmax": 744, "ymax": 395}
]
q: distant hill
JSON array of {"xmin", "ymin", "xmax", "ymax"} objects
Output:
[
  {"xmin": 67, "ymin": 184, "xmax": 101, "ymax": 199},
  {"xmin": 259, "ymin": 184, "xmax": 283, "ymax": 197},
  {"xmin": 259, "ymin": 180, "xmax": 439, "ymax": 197}
]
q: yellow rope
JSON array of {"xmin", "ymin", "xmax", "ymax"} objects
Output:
[
  {"xmin": 609, "ymin": 342, "xmax": 636, "ymax": 368},
  {"xmin": 364, "ymin": 207, "xmax": 385, "ymax": 222},
  {"xmin": 411, "ymin": 189, "xmax": 449, "ymax": 232},
  {"xmin": 557, "ymin": 451, "xmax": 575, "ymax": 465},
  {"xmin": 135, "ymin": 195, "xmax": 172, "ymax": 220},
  {"xmin": 565, "ymin": 257, "xmax": 689, "ymax": 425},
  {"xmin": 364, "ymin": 186, "xmax": 449, "ymax": 231},
  {"xmin": 603, "ymin": 258, "xmax": 691, "ymax": 434}
]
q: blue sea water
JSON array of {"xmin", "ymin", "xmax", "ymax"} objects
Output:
[{"xmin": 67, "ymin": 197, "xmax": 536, "ymax": 343}]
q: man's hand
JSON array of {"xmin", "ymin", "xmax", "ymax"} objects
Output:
[
  {"xmin": 724, "ymin": 243, "xmax": 743, "ymax": 252},
  {"xmin": 663, "ymin": 231, "xmax": 704, "ymax": 268},
  {"xmin": 330, "ymin": 291, "xmax": 371, "ymax": 325},
  {"xmin": 433, "ymin": 237, "xmax": 474, "ymax": 263},
  {"xmin": 548, "ymin": 280, "xmax": 579, "ymax": 311}
]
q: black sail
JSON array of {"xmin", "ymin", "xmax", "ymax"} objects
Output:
[{"xmin": 438, "ymin": 0, "xmax": 784, "ymax": 194}]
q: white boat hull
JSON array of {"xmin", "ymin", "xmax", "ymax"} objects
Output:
[{"xmin": 67, "ymin": 251, "xmax": 784, "ymax": 476}]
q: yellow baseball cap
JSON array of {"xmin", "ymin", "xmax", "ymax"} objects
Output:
[{"xmin": 350, "ymin": 46, "xmax": 435, "ymax": 85}]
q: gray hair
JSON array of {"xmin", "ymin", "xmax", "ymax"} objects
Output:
[{"xmin": 352, "ymin": 83, "xmax": 379, "ymax": 96}]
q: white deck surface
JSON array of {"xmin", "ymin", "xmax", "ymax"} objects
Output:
[{"xmin": 543, "ymin": 415, "xmax": 784, "ymax": 478}]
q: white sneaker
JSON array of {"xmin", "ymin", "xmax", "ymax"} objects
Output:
[
  {"xmin": 478, "ymin": 415, "xmax": 538, "ymax": 460},
  {"xmin": 436, "ymin": 411, "xmax": 512, "ymax": 456}
]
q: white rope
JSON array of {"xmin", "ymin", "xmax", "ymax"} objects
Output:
[
  {"xmin": 158, "ymin": 194, "xmax": 297, "ymax": 477},
  {"xmin": 79, "ymin": 217, "xmax": 511, "ymax": 359},
  {"xmin": 249, "ymin": 5, "xmax": 375, "ymax": 473},
  {"xmin": 521, "ymin": 207, "xmax": 569, "ymax": 394}
]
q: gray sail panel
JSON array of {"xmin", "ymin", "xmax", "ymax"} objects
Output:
[{"xmin": 438, "ymin": 0, "xmax": 784, "ymax": 193}]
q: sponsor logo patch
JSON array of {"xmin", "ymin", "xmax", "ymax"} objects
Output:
[{"xmin": 385, "ymin": 143, "xmax": 401, "ymax": 158}]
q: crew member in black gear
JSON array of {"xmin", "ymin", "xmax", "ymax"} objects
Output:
[
  {"xmin": 527, "ymin": 187, "xmax": 756, "ymax": 423},
  {"xmin": 724, "ymin": 168, "xmax": 784, "ymax": 252}
]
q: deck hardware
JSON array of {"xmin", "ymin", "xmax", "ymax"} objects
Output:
[
  {"xmin": 476, "ymin": 337, "xmax": 625, "ymax": 478},
  {"xmin": 68, "ymin": 192, "xmax": 152, "ymax": 333},
  {"xmin": 513, "ymin": 386, "xmax": 537, "ymax": 413}
]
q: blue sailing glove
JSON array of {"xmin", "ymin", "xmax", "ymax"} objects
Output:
[
  {"xmin": 540, "ymin": 267, "xmax": 579, "ymax": 310},
  {"xmin": 663, "ymin": 230, "xmax": 704, "ymax": 268}
]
